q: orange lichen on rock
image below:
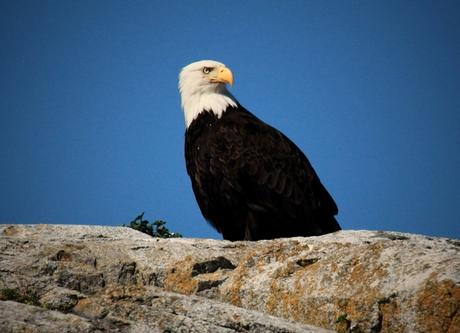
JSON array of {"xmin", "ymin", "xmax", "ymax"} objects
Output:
[
  {"xmin": 163, "ymin": 256, "xmax": 198, "ymax": 294},
  {"xmin": 223, "ymin": 250, "xmax": 255, "ymax": 307},
  {"xmin": 416, "ymin": 277, "xmax": 460, "ymax": 333}
]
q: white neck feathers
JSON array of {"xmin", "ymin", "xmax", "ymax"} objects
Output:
[{"xmin": 181, "ymin": 90, "xmax": 237, "ymax": 128}]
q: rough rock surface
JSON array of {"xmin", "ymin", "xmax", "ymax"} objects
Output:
[{"xmin": 0, "ymin": 224, "xmax": 459, "ymax": 333}]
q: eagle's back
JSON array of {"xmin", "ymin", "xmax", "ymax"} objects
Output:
[{"xmin": 185, "ymin": 106, "xmax": 340, "ymax": 241}]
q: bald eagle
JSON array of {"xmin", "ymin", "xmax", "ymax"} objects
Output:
[{"xmin": 179, "ymin": 60, "xmax": 340, "ymax": 241}]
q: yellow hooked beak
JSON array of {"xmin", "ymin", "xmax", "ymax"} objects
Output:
[{"xmin": 213, "ymin": 66, "xmax": 234, "ymax": 86}]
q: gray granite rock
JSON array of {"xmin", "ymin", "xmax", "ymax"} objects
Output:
[
  {"xmin": 0, "ymin": 224, "xmax": 459, "ymax": 332},
  {"xmin": 0, "ymin": 300, "xmax": 99, "ymax": 333}
]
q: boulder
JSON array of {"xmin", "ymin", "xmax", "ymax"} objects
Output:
[{"xmin": 0, "ymin": 224, "xmax": 458, "ymax": 332}]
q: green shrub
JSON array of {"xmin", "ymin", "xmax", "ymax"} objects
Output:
[{"xmin": 124, "ymin": 213, "xmax": 182, "ymax": 238}]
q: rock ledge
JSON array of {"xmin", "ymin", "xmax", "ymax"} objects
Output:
[{"xmin": 1, "ymin": 224, "xmax": 459, "ymax": 332}]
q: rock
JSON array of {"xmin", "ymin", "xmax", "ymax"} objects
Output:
[
  {"xmin": 39, "ymin": 287, "xmax": 83, "ymax": 311},
  {"xmin": 73, "ymin": 285, "xmax": 333, "ymax": 333},
  {"xmin": 0, "ymin": 224, "xmax": 459, "ymax": 332},
  {"xmin": 0, "ymin": 300, "xmax": 98, "ymax": 333}
]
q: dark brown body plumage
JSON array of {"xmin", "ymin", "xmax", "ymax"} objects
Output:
[{"xmin": 185, "ymin": 105, "xmax": 340, "ymax": 241}]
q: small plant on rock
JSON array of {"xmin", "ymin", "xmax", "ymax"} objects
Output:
[{"xmin": 124, "ymin": 212, "xmax": 182, "ymax": 238}]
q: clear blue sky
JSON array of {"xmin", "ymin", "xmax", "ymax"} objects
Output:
[{"xmin": 1, "ymin": 1, "xmax": 459, "ymax": 239}]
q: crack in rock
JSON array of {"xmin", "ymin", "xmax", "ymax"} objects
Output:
[
  {"xmin": 296, "ymin": 258, "xmax": 320, "ymax": 267},
  {"xmin": 196, "ymin": 278, "xmax": 227, "ymax": 292},
  {"xmin": 192, "ymin": 257, "xmax": 236, "ymax": 277}
]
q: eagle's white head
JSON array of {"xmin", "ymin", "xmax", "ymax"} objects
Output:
[{"xmin": 179, "ymin": 60, "xmax": 238, "ymax": 128}]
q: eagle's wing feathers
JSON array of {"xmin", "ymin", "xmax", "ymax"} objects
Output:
[{"xmin": 210, "ymin": 109, "xmax": 338, "ymax": 239}]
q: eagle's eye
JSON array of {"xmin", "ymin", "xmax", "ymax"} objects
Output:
[{"xmin": 202, "ymin": 67, "xmax": 212, "ymax": 74}]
